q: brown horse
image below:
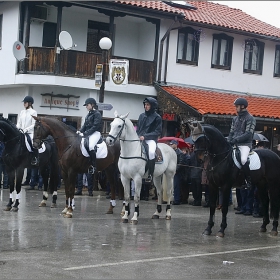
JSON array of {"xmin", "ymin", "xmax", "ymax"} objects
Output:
[{"xmin": 32, "ymin": 116, "xmax": 122, "ymax": 218}]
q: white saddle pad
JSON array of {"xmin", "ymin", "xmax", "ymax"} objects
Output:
[
  {"xmin": 232, "ymin": 150, "xmax": 261, "ymax": 170},
  {"xmin": 80, "ymin": 138, "xmax": 108, "ymax": 159},
  {"xmin": 24, "ymin": 135, "xmax": 46, "ymax": 153}
]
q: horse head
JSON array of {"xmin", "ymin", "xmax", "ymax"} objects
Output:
[
  {"xmin": 33, "ymin": 116, "xmax": 50, "ymax": 149},
  {"xmin": 0, "ymin": 116, "xmax": 21, "ymax": 144},
  {"xmin": 106, "ymin": 111, "xmax": 130, "ymax": 146}
]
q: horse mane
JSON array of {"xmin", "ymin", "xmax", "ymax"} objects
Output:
[
  {"xmin": 203, "ymin": 124, "xmax": 228, "ymax": 143},
  {"xmin": 41, "ymin": 117, "xmax": 76, "ymax": 134},
  {"xmin": 0, "ymin": 116, "xmax": 19, "ymax": 131}
]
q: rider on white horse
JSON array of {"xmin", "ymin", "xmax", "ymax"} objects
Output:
[
  {"xmin": 136, "ymin": 97, "xmax": 162, "ymax": 182},
  {"xmin": 76, "ymin": 97, "xmax": 102, "ymax": 174},
  {"xmin": 227, "ymin": 97, "xmax": 256, "ymax": 189}
]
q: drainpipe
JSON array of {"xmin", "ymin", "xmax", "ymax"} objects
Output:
[{"xmin": 157, "ymin": 17, "xmax": 178, "ymax": 83}]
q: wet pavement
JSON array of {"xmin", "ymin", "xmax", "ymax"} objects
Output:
[{"xmin": 1, "ymin": 187, "xmax": 280, "ymax": 279}]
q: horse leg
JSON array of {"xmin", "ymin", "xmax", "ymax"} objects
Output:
[
  {"xmin": 130, "ymin": 177, "xmax": 142, "ymax": 225},
  {"xmin": 61, "ymin": 171, "xmax": 69, "ymax": 214},
  {"xmin": 268, "ymin": 184, "xmax": 279, "ymax": 236},
  {"xmin": 4, "ymin": 170, "xmax": 15, "ymax": 211},
  {"xmin": 121, "ymin": 176, "xmax": 131, "ymax": 223},
  {"xmin": 152, "ymin": 176, "xmax": 163, "ymax": 219},
  {"xmin": 11, "ymin": 168, "xmax": 25, "ymax": 212},
  {"xmin": 48, "ymin": 165, "xmax": 58, "ymax": 208},
  {"xmin": 203, "ymin": 184, "xmax": 218, "ymax": 235},
  {"xmin": 105, "ymin": 166, "xmax": 116, "ymax": 214},
  {"xmin": 63, "ymin": 173, "xmax": 76, "ymax": 218},
  {"xmin": 217, "ymin": 185, "xmax": 231, "ymax": 238},
  {"xmin": 39, "ymin": 166, "xmax": 49, "ymax": 207},
  {"xmin": 258, "ymin": 184, "xmax": 270, "ymax": 232}
]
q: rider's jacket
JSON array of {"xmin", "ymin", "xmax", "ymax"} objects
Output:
[
  {"xmin": 16, "ymin": 108, "xmax": 37, "ymax": 134},
  {"xmin": 136, "ymin": 110, "xmax": 162, "ymax": 142},
  {"xmin": 227, "ymin": 109, "xmax": 256, "ymax": 148},
  {"xmin": 80, "ymin": 109, "xmax": 102, "ymax": 137}
]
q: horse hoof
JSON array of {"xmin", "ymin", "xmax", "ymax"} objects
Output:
[
  {"xmin": 203, "ymin": 230, "xmax": 212, "ymax": 236},
  {"xmin": 165, "ymin": 215, "xmax": 171, "ymax": 220},
  {"xmin": 61, "ymin": 207, "xmax": 68, "ymax": 214},
  {"xmin": 259, "ymin": 227, "xmax": 267, "ymax": 233},
  {"xmin": 216, "ymin": 232, "xmax": 224, "ymax": 238},
  {"xmin": 120, "ymin": 211, "xmax": 125, "ymax": 217},
  {"xmin": 130, "ymin": 220, "xmax": 138, "ymax": 225},
  {"xmin": 106, "ymin": 210, "xmax": 113, "ymax": 214},
  {"xmin": 39, "ymin": 202, "xmax": 47, "ymax": 207},
  {"xmin": 63, "ymin": 213, "xmax": 73, "ymax": 218},
  {"xmin": 51, "ymin": 203, "xmax": 57, "ymax": 208},
  {"xmin": 270, "ymin": 230, "xmax": 278, "ymax": 236},
  {"xmin": 11, "ymin": 207, "xmax": 19, "ymax": 212},
  {"xmin": 122, "ymin": 219, "xmax": 128, "ymax": 223},
  {"xmin": 152, "ymin": 215, "xmax": 159, "ymax": 219},
  {"xmin": 3, "ymin": 206, "xmax": 12, "ymax": 211}
]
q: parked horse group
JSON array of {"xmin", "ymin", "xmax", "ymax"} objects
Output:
[{"xmin": 1, "ymin": 114, "xmax": 280, "ymax": 239}]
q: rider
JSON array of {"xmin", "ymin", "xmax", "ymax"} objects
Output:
[
  {"xmin": 227, "ymin": 97, "xmax": 256, "ymax": 189},
  {"xmin": 16, "ymin": 96, "xmax": 39, "ymax": 166},
  {"xmin": 76, "ymin": 97, "xmax": 102, "ymax": 174},
  {"xmin": 136, "ymin": 97, "xmax": 162, "ymax": 182}
]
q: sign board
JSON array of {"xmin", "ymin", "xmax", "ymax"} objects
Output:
[
  {"xmin": 162, "ymin": 113, "xmax": 177, "ymax": 121},
  {"xmin": 95, "ymin": 64, "xmax": 103, "ymax": 87},
  {"xmin": 41, "ymin": 93, "xmax": 80, "ymax": 110},
  {"xmin": 109, "ymin": 59, "xmax": 129, "ymax": 86},
  {"xmin": 97, "ymin": 103, "xmax": 113, "ymax": 111}
]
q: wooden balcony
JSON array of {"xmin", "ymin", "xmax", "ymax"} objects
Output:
[{"xmin": 23, "ymin": 47, "xmax": 155, "ymax": 85}]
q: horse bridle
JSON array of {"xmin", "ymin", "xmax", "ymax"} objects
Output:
[{"xmin": 33, "ymin": 120, "xmax": 46, "ymax": 148}]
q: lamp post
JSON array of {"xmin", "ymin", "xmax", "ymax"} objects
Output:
[{"xmin": 99, "ymin": 37, "xmax": 112, "ymax": 116}]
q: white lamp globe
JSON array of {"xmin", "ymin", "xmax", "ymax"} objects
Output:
[{"xmin": 99, "ymin": 37, "xmax": 112, "ymax": 50}]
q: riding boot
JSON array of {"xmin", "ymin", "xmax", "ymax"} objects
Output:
[
  {"xmin": 145, "ymin": 158, "xmax": 155, "ymax": 183},
  {"xmin": 31, "ymin": 149, "xmax": 39, "ymax": 166},
  {"xmin": 242, "ymin": 160, "xmax": 252, "ymax": 189},
  {"xmin": 88, "ymin": 150, "xmax": 96, "ymax": 174}
]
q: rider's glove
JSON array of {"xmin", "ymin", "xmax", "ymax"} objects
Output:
[
  {"xmin": 76, "ymin": 131, "xmax": 84, "ymax": 137},
  {"xmin": 23, "ymin": 128, "xmax": 28, "ymax": 133}
]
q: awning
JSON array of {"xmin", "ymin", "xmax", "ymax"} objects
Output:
[{"xmin": 155, "ymin": 84, "xmax": 280, "ymax": 121}]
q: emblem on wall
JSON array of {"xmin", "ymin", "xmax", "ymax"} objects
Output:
[{"xmin": 109, "ymin": 59, "xmax": 129, "ymax": 86}]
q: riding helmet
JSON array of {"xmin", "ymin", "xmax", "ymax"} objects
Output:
[
  {"xmin": 234, "ymin": 97, "xmax": 248, "ymax": 108},
  {"xmin": 143, "ymin": 97, "xmax": 158, "ymax": 110},
  {"xmin": 22, "ymin": 96, "xmax": 34, "ymax": 104},
  {"xmin": 83, "ymin": 97, "xmax": 97, "ymax": 106}
]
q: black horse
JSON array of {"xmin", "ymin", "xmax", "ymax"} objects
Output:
[
  {"xmin": 0, "ymin": 117, "xmax": 60, "ymax": 211},
  {"xmin": 189, "ymin": 122, "xmax": 280, "ymax": 237}
]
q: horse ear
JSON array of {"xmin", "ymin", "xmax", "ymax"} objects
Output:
[
  {"xmin": 114, "ymin": 110, "xmax": 119, "ymax": 118},
  {"xmin": 197, "ymin": 122, "xmax": 203, "ymax": 133}
]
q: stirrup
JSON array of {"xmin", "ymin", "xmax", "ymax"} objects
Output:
[
  {"xmin": 145, "ymin": 175, "xmax": 153, "ymax": 183},
  {"xmin": 88, "ymin": 165, "xmax": 96, "ymax": 174}
]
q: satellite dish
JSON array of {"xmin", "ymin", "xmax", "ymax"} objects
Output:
[
  {"xmin": 13, "ymin": 41, "xmax": 26, "ymax": 61},
  {"xmin": 59, "ymin": 31, "xmax": 73, "ymax": 50}
]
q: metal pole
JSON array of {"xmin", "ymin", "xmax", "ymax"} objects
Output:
[{"xmin": 99, "ymin": 49, "xmax": 107, "ymax": 116}]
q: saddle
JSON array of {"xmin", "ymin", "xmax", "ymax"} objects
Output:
[
  {"xmin": 232, "ymin": 147, "xmax": 261, "ymax": 170},
  {"xmin": 83, "ymin": 136, "xmax": 103, "ymax": 154},
  {"xmin": 141, "ymin": 142, "xmax": 163, "ymax": 163}
]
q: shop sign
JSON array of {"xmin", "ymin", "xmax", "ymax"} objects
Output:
[
  {"xmin": 162, "ymin": 113, "xmax": 177, "ymax": 121},
  {"xmin": 41, "ymin": 93, "xmax": 80, "ymax": 111}
]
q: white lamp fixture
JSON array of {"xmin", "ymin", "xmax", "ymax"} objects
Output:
[{"xmin": 99, "ymin": 37, "xmax": 112, "ymax": 50}]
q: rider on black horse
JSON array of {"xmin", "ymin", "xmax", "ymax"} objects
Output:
[
  {"xmin": 227, "ymin": 97, "xmax": 256, "ymax": 189},
  {"xmin": 76, "ymin": 97, "xmax": 102, "ymax": 174},
  {"xmin": 136, "ymin": 97, "xmax": 162, "ymax": 183}
]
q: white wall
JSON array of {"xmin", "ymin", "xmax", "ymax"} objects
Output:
[
  {"xmin": 163, "ymin": 23, "xmax": 280, "ymax": 97},
  {"xmin": 0, "ymin": 1, "xmax": 20, "ymax": 86}
]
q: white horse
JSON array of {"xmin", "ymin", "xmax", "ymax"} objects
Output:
[{"xmin": 106, "ymin": 111, "xmax": 177, "ymax": 224}]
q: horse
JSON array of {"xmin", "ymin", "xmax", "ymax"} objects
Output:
[
  {"xmin": 32, "ymin": 116, "xmax": 122, "ymax": 218},
  {"xmin": 0, "ymin": 117, "xmax": 60, "ymax": 211},
  {"xmin": 105, "ymin": 111, "xmax": 177, "ymax": 224},
  {"xmin": 189, "ymin": 122, "xmax": 280, "ymax": 237}
]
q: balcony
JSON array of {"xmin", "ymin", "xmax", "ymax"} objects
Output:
[{"xmin": 21, "ymin": 47, "xmax": 155, "ymax": 85}]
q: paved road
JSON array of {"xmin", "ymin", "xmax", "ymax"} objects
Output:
[{"xmin": 1, "ymin": 187, "xmax": 280, "ymax": 279}]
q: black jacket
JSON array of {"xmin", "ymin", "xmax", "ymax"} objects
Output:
[{"xmin": 80, "ymin": 109, "xmax": 102, "ymax": 137}]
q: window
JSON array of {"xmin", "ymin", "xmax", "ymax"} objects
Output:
[
  {"xmin": 87, "ymin": 21, "xmax": 110, "ymax": 53},
  {"xmin": 0, "ymin": 14, "xmax": 2, "ymax": 49},
  {"xmin": 177, "ymin": 27, "xmax": 200, "ymax": 66},
  {"xmin": 274, "ymin": 45, "xmax": 280, "ymax": 77},
  {"xmin": 243, "ymin": 39, "xmax": 264, "ymax": 75},
  {"xmin": 42, "ymin": 22, "xmax": 57, "ymax": 47},
  {"xmin": 211, "ymin": 33, "xmax": 233, "ymax": 70}
]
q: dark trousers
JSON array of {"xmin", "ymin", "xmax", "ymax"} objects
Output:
[
  {"xmin": 240, "ymin": 186, "xmax": 254, "ymax": 213},
  {"xmin": 30, "ymin": 168, "xmax": 43, "ymax": 189},
  {"xmin": 0, "ymin": 158, "xmax": 8, "ymax": 188},
  {"xmin": 173, "ymin": 173, "xmax": 181, "ymax": 203},
  {"xmin": 191, "ymin": 178, "xmax": 202, "ymax": 202},
  {"xmin": 76, "ymin": 173, "xmax": 93, "ymax": 193}
]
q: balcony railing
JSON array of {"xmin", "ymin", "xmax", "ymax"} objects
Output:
[{"xmin": 23, "ymin": 47, "xmax": 155, "ymax": 85}]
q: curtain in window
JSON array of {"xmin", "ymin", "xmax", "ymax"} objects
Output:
[
  {"xmin": 212, "ymin": 39, "xmax": 218, "ymax": 65},
  {"xmin": 244, "ymin": 45, "xmax": 250, "ymax": 69},
  {"xmin": 251, "ymin": 45, "xmax": 259, "ymax": 70},
  {"xmin": 177, "ymin": 33, "xmax": 185, "ymax": 60},
  {"xmin": 220, "ymin": 39, "xmax": 228, "ymax": 66},
  {"xmin": 186, "ymin": 33, "xmax": 193, "ymax": 61}
]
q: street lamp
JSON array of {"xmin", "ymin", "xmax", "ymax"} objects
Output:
[{"xmin": 99, "ymin": 37, "xmax": 112, "ymax": 116}]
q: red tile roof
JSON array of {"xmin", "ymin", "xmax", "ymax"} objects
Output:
[
  {"xmin": 160, "ymin": 85, "xmax": 280, "ymax": 119},
  {"xmin": 118, "ymin": 1, "xmax": 280, "ymax": 39}
]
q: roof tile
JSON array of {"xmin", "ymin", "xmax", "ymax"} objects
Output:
[{"xmin": 161, "ymin": 85, "xmax": 280, "ymax": 119}]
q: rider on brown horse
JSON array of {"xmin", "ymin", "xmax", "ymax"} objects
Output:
[{"xmin": 76, "ymin": 97, "xmax": 102, "ymax": 174}]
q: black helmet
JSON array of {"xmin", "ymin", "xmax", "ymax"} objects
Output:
[
  {"xmin": 83, "ymin": 98, "xmax": 97, "ymax": 106},
  {"xmin": 143, "ymin": 97, "xmax": 158, "ymax": 110},
  {"xmin": 22, "ymin": 96, "xmax": 34, "ymax": 104},
  {"xmin": 234, "ymin": 97, "xmax": 248, "ymax": 108}
]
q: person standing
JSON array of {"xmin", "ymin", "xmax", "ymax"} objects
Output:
[
  {"xmin": 76, "ymin": 97, "xmax": 102, "ymax": 174},
  {"xmin": 136, "ymin": 97, "xmax": 162, "ymax": 182},
  {"xmin": 227, "ymin": 97, "xmax": 256, "ymax": 189},
  {"xmin": 16, "ymin": 96, "xmax": 38, "ymax": 166}
]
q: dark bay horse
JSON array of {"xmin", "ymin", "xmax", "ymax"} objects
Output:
[
  {"xmin": 190, "ymin": 122, "xmax": 280, "ymax": 237},
  {"xmin": 0, "ymin": 117, "xmax": 60, "ymax": 211},
  {"xmin": 32, "ymin": 116, "xmax": 122, "ymax": 218}
]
